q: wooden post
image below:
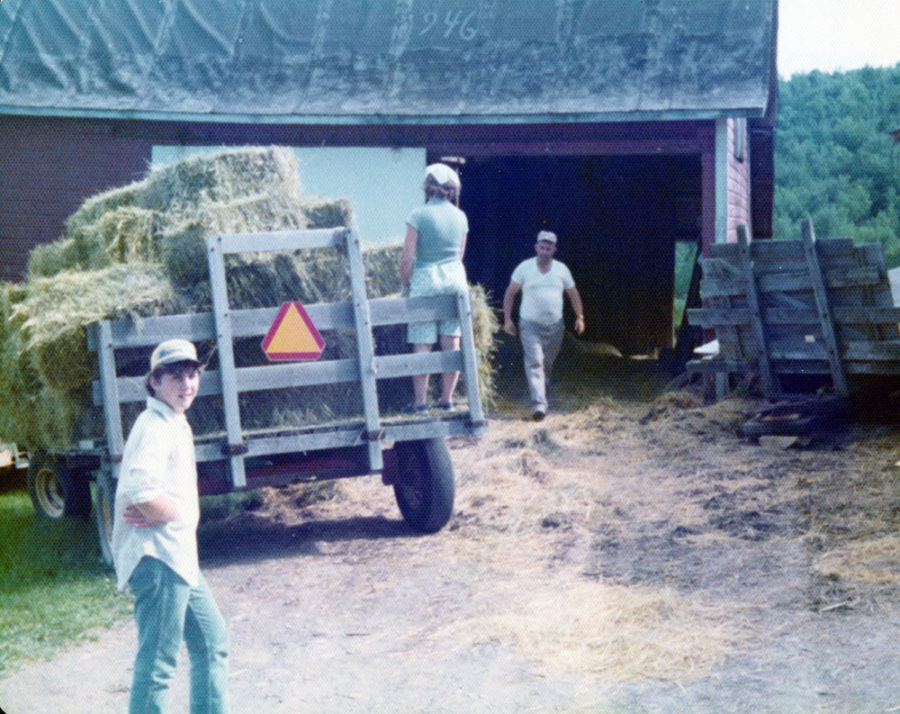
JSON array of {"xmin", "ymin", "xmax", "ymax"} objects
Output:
[
  {"xmin": 801, "ymin": 219, "xmax": 849, "ymax": 396},
  {"xmin": 345, "ymin": 227, "xmax": 383, "ymax": 471},
  {"xmin": 94, "ymin": 320, "xmax": 125, "ymax": 480},
  {"xmin": 206, "ymin": 233, "xmax": 247, "ymax": 488},
  {"xmin": 736, "ymin": 225, "xmax": 779, "ymax": 396}
]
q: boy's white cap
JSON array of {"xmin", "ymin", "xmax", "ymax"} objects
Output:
[
  {"xmin": 425, "ymin": 163, "xmax": 461, "ymax": 188},
  {"xmin": 536, "ymin": 230, "xmax": 557, "ymax": 244},
  {"xmin": 150, "ymin": 339, "xmax": 201, "ymax": 371}
]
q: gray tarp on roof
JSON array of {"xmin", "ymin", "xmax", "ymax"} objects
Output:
[{"xmin": 0, "ymin": 0, "xmax": 776, "ymax": 123}]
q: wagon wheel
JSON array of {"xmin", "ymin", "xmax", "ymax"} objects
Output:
[
  {"xmin": 390, "ymin": 438, "xmax": 455, "ymax": 533},
  {"xmin": 26, "ymin": 451, "xmax": 91, "ymax": 519},
  {"xmin": 94, "ymin": 469, "xmax": 116, "ymax": 568}
]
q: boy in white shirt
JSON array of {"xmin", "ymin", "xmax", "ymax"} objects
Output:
[
  {"xmin": 111, "ymin": 338, "xmax": 229, "ymax": 714},
  {"xmin": 502, "ymin": 231, "xmax": 585, "ymax": 420}
]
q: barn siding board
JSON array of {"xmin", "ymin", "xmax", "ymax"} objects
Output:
[{"xmin": 725, "ymin": 117, "xmax": 752, "ymax": 245}]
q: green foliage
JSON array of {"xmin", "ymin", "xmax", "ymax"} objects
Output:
[
  {"xmin": 775, "ymin": 65, "xmax": 900, "ymax": 266},
  {"xmin": 0, "ymin": 490, "xmax": 131, "ymax": 676}
]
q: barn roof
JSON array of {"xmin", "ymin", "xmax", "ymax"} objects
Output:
[{"xmin": 0, "ymin": 0, "xmax": 777, "ymax": 124}]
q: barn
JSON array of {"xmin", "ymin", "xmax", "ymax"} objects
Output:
[{"xmin": 0, "ymin": 0, "xmax": 778, "ymax": 356}]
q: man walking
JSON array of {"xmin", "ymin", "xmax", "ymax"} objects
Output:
[{"xmin": 502, "ymin": 230, "xmax": 585, "ymax": 420}]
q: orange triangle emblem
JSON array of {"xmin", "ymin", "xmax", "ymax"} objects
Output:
[{"xmin": 261, "ymin": 302, "xmax": 325, "ymax": 361}]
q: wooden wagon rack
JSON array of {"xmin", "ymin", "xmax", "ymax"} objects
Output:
[{"xmin": 686, "ymin": 219, "xmax": 900, "ymax": 398}]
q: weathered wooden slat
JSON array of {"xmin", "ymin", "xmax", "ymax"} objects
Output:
[
  {"xmin": 753, "ymin": 338, "xmax": 900, "ymax": 363},
  {"xmin": 708, "ymin": 237, "xmax": 857, "ymax": 264},
  {"xmin": 736, "ymin": 226, "xmax": 777, "ymax": 394},
  {"xmin": 843, "ymin": 341, "xmax": 900, "ymax": 361},
  {"xmin": 834, "ymin": 306, "xmax": 900, "ymax": 325},
  {"xmin": 802, "ymin": 219, "xmax": 848, "ymax": 395},
  {"xmin": 855, "ymin": 242, "xmax": 896, "ymax": 342},
  {"xmin": 689, "ymin": 306, "xmax": 818, "ymax": 328},
  {"xmin": 753, "ymin": 237, "xmax": 856, "ymax": 262},
  {"xmin": 685, "ymin": 358, "xmax": 755, "ymax": 374},
  {"xmin": 768, "ymin": 359, "xmax": 831, "ymax": 374},
  {"xmin": 689, "ymin": 305, "xmax": 900, "ymax": 329},
  {"xmin": 701, "ymin": 265, "xmax": 882, "ymax": 298},
  {"xmin": 689, "ymin": 353, "xmax": 900, "ymax": 377},
  {"xmin": 842, "ymin": 361, "xmax": 900, "ymax": 375},
  {"xmin": 707, "ymin": 243, "xmax": 739, "ymax": 260},
  {"xmin": 766, "ymin": 339, "xmax": 829, "ymax": 362},
  {"xmin": 686, "ymin": 307, "xmax": 751, "ymax": 327},
  {"xmin": 700, "ymin": 257, "xmax": 744, "ymax": 279}
]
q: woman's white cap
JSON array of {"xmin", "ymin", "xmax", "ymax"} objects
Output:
[{"xmin": 425, "ymin": 163, "xmax": 461, "ymax": 189}]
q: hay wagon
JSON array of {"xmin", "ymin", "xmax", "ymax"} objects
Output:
[{"xmin": 26, "ymin": 227, "xmax": 487, "ymax": 564}]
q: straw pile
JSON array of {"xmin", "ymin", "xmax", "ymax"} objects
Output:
[
  {"xmin": 441, "ymin": 570, "xmax": 743, "ymax": 682},
  {"xmin": 1, "ymin": 147, "xmax": 496, "ymax": 451}
]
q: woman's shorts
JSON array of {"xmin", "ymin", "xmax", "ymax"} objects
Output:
[{"xmin": 407, "ymin": 260, "xmax": 468, "ymax": 345}]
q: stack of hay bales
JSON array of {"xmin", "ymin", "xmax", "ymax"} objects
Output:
[{"xmin": 0, "ymin": 147, "xmax": 496, "ymax": 452}]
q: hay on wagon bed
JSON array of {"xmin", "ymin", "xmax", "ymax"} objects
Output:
[{"xmin": 2, "ymin": 146, "xmax": 498, "ymax": 451}]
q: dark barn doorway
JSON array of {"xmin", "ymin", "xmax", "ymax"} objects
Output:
[{"xmin": 457, "ymin": 154, "xmax": 701, "ymax": 356}]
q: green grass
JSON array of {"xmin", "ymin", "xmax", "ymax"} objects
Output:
[{"xmin": 0, "ymin": 487, "xmax": 131, "ymax": 677}]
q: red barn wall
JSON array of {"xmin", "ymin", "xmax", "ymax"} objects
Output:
[
  {"xmin": 726, "ymin": 118, "xmax": 753, "ymax": 243},
  {"xmin": 0, "ymin": 117, "xmax": 150, "ymax": 280}
]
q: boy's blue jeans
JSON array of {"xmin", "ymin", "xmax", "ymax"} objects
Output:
[{"xmin": 128, "ymin": 557, "xmax": 229, "ymax": 714}]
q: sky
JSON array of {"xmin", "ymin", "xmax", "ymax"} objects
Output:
[{"xmin": 778, "ymin": 0, "xmax": 900, "ymax": 78}]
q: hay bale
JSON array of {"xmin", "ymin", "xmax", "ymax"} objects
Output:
[
  {"xmin": 0, "ymin": 265, "xmax": 178, "ymax": 448},
  {"xmin": 65, "ymin": 147, "xmax": 302, "ymax": 240},
  {"xmin": 16, "ymin": 264, "xmax": 179, "ymax": 393}
]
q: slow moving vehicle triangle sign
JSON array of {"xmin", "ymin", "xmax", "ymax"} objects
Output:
[{"xmin": 261, "ymin": 301, "xmax": 325, "ymax": 361}]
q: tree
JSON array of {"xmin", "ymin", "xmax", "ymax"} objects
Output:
[{"xmin": 775, "ymin": 65, "xmax": 900, "ymax": 266}]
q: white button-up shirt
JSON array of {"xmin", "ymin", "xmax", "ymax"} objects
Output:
[{"xmin": 111, "ymin": 396, "xmax": 200, "ymax": 591}]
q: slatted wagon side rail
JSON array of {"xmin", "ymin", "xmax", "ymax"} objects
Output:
[{"xmin": 88, "ymin": 227, "xmax": 486, "ymax": 489}]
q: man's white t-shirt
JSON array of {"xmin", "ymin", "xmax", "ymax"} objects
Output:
[{"xmin": 511, "ymin": 257, "xmax": 575, "ymax": 325}]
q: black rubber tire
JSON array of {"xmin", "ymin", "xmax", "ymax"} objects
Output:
[
  {"xmin": 94, "ymin": 470, "xmax": 116, "ymax": 568},
  {"xmin": 26, "ymin": 451, "xmax": 92, "ymax": 519},
  {"xmin": 391, "ymin": 438, "xmax": 455, "ymax": 533}
]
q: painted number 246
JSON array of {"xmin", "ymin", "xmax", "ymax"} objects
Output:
[{"xmin": 420, "ymin": 10, "xmax": 477, "ymax": 41}]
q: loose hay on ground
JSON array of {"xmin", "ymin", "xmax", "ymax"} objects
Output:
[
  {"xmin": 440, "ymin": 573, "xmax": 746, "ymax": 683},
  {"xmin": 816, "ymin": 534, "xmax": 900, "ymax": 586}
]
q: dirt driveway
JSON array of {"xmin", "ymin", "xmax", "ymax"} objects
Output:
[{"xmin": 3, "ymin": 362, "xmax": 900, "ymax": 713}]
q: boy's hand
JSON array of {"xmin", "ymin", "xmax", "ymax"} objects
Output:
[{"xmin": 123, "ymin": 504, "xmax": 154, "ymax": 528}]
